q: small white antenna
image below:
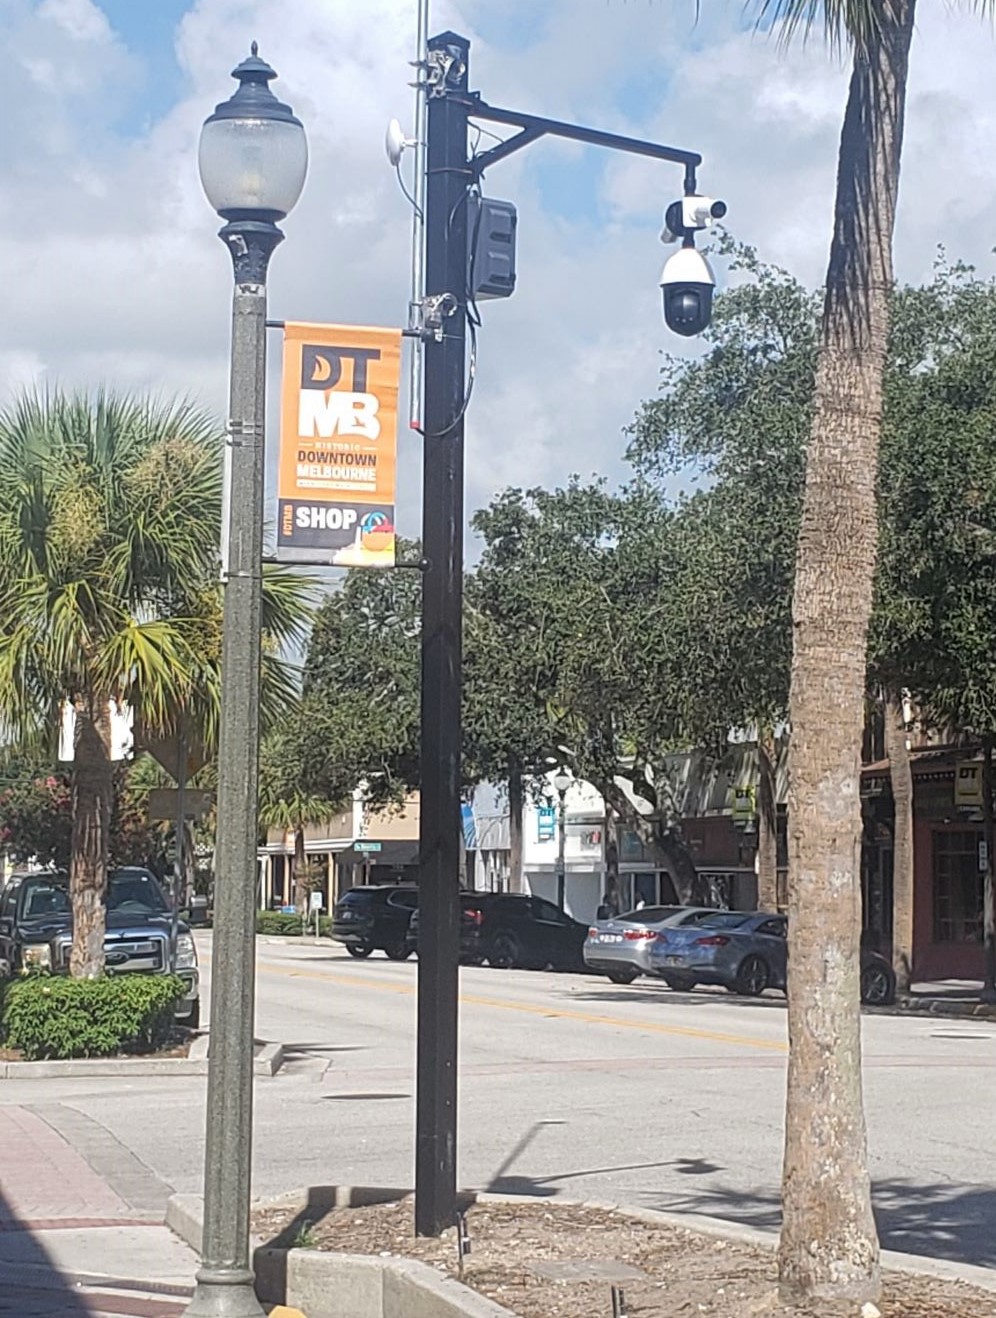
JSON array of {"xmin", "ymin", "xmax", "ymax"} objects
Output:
[{"xmin": 385, "ymin": 118, "xmax": 415, "ymax": 167}]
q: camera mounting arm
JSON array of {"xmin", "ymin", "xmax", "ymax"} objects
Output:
[{"xmin": 465, "ymin": 95, "xmax": 701, "ymax": 194}]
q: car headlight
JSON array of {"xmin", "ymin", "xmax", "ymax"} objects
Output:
[
  {"xmin": 175, "ymin": 934, "xmax": 197, "ymax": 970},
  {"xmin": 23, "ymin": 945, "xmax": 52, "ymax": 970}
]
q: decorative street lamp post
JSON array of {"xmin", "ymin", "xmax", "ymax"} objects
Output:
[
  {"xmin": 186, "ymin": 46, "xmax": 307, "ymax": 1318},
  {"xmin": 553, "ymin": 769, "xmax": 571, "ymax": 911}
]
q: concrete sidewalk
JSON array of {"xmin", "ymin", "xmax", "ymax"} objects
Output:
[{"xmin": 0, "ymin": 1104, "xmax": 197, "ymax": 1316}]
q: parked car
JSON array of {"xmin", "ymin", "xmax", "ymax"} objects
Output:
[
  {"xmin": 0, "ymin": 867, "xmax": 201, "ymax": 1026},
  {"xmin": 408, "ymin": 892, "xmax": 588, "ymax": 972},
  {"xmin": 647, "ymin": 910, "xmax": 897, "ymax": 1005},
  {"xmin": 330, "ymin": 885, "xmax": 420, "ymax": 960},
  {"xmin": 583, "ymin": 905, "xmax": 718, "ymax": 984},
  {"xmin": 404, "ymin": 890, "xmax": 489, "ymax": 962}
]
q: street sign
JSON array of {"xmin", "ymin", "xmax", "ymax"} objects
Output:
[
  {"xmin": 309, "ymin": 890, "xmax": 324, "ymax": 911},
  {"xmin": 149, "ymin": 788, "xmax": 214, "ymax": 822},
  {"xmin": 537, "ymin": 806, "xmax": 556, "ymax": 842},
  {"xmin": 355, "ymin": 840, "xmax": 383, "ymax": 853}
]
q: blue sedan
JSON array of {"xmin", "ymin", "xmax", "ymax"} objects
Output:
[
  {"xmin": 648, "ymin": 910, "xmax": 787, "ymax": 995},
  {"xmin": 648, "ymin": 910, "xmax": 897, "ymax": 1004}
]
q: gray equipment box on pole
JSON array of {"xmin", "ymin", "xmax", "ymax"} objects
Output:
[{"xmin": 468, "ymin": 196, "xmax": 517, "ymax": 299}]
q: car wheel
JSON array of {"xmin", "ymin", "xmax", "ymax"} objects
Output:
[
  {"xmin": 860, "ymin": 962, "xmax": 895, "ymax": 1006},
  {"xmin": 181, "ymin": 998, "xmax": 200, "ymax": 1030},
  {"xmin": 383, "ymin": 938, "xmax": 412, "ymax": 961},
  {"xmin": 488, "ymin": 930, "xmax": 521, "ymax": 969},
  {"xmin": 733, "ymin": 955, "xmax": 770, "ymax": 996},
  {"xmin": 663, "ymin": 974, "xmax": 696, "ymax": 992},
  {"xmin": 607, "ymin": 967, "xmax": 639, "ymax": 985},
  {"xmin": 346, "ymin": 943, "xmax": 373, "ymax": 959}
]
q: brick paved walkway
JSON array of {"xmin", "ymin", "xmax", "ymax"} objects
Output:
[
  {"xmin": 0, "ymin": 1105, "xmax": 194, "ymax": 1316},
  {"xmin": 0, "ymin": 1106, "xmax": 133, "ymax": 1225}
]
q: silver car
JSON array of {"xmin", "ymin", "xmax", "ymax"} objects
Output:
[
  {"xmin": 647, "ymin": 910, "xmax": 787, "ymax": 995},
  {"xmin": 583, "ymin": 905, "xmax": 716, "ymax": 984}
]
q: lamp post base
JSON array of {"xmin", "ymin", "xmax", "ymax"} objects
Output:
[{"xmin": 183, "ymin": 1267, "xmax": 265, "ymax": 1318}]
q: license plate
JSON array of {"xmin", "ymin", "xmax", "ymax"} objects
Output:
[{"xmin": 600, "ymin": 934, "xmax": 622, "ymax": 944}]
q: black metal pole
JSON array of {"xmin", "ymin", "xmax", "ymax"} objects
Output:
[
  {"xmin": 556, "ymin": 788, "xmax": 567, "ymax": 911},
  {"xmin": 415, "ymin": 30, "xmax": 471, "ymax": 1238}
]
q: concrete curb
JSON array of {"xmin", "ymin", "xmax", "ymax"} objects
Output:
[
  {"xmin": 893, "ymin": 996, "xmax": 996, "ymax": 1020},
  {"xmin": 167, "ymin": 1185, "xmax": 996, "ymax": 1317},
  {"xmin": 166, "ymin": 1191, "xmax": 513, "ymax": 1318},
  {"xmin": 0, "ymin": 1038, "xmax": 285, "ymax": 1079}
]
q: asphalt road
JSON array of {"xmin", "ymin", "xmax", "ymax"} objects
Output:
[{"xmin": 6, "ymin": 933, "xmax": 996, "ymax": 1270}]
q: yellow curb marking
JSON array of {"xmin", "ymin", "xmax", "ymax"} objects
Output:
[{"xmin": 237, "ymin": 953, "xmax": 788, "ymax": 1054}]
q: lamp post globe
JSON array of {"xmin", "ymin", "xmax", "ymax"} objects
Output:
[
  {"xmin": 184, "ymin": 45, "xmax": 305, "ymax": 1318},
  {"xmin": 553, "ymin": 769, "xmax": 571, "ymax": 797},
  {"xmin": 199, "ymin": 42, "xmax": 307, "ymax": 224}
]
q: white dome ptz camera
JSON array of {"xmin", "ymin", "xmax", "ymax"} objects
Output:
[{"xmin": 660, "ymin": 245, "xmax": 716, "ymax": 337}]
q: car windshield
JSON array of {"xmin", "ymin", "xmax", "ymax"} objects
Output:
[
  {"xmin": 20, "ymin": 880, "xmax": 71, "ymax": 920},
  {"xmin": 108, "ymin": 872, "xmax": 168, "ymax": 913},
  {"xmin": 692, "ymin": 911, "xmax": 753, "ymax": 930},
  {"xmin": 18, "ymin": 871, "xmax": 167, "ymax": 919},
  {"xmin": 617, "ymin": 906, "xmax": 681, "ymax": 923}
]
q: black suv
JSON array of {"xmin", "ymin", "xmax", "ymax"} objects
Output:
[
  {"xmin": 331, "ymin": 885, "xmax": 420, "ymax": 960},
  {"xmin": 0, "ymin": 867, "xmax": 200, "ymax": 1025},
  {"xmin": 407, "ymin": 892, "xmax": 588, "ymax": 972}
]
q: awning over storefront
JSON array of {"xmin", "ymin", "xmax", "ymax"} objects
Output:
[{"xmin": 336, "ymin": 840, "xmax": 420, "ymax": 869}]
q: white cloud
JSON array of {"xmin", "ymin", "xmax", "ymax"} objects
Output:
[{"xmin": 2, "ymin": 0, "xmax": 996, "ymax": 545}]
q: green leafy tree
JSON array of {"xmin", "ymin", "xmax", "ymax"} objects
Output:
[
  {"xmin": 628, "ymin": 243, "xmax": 815, "ymax": 906},
  {"xmin": 0, "ymin": 750, "xmax": 72, "ymax": 869},
  {"xmin": 258, "ymin": 733, "xmax": 346, "ymax": 913},
  {"xmin": 0, "ymin": 390, "xmax": 312, "ymax": 978}
]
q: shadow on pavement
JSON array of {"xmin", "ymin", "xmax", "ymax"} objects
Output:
[
  {"xmin": 0, "ymin": 1187, "xmax": 92, "ymax": 1315},
  {"xmin": 640, "ymin": 1177, "xmax": 996, "ymax": 1267}
]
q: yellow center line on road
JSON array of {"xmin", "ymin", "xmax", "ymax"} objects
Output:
[{"xmin": 235, "ymin": 953, "xmax": 789, "ymax": 1054}]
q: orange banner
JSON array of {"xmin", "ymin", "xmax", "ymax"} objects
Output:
[{"xmin": 277, "ymin": 322, "xmax": 401, "ymax": 567}]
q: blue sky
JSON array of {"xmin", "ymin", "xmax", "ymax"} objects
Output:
[
  {"xmin": 95, "ymin": 0, "xmax": 192, "ymax": 128},
  {"xmin": 4, "ymin": 0, "xmax": 996, "ymax": 539}
]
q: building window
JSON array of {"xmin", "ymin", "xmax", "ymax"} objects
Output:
[{"xmin": 933, "ymin": 830, "xmax": 983, "ymax": 943}]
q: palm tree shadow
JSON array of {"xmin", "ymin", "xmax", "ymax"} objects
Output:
[{"xmin": 641, "ymin": 1177, "xmax": 996, "ymax": 1267}]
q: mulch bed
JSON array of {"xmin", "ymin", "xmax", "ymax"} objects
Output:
[{"xmin": 251, "ymin": 1197, "xmax": 996, "ymax": 1318}]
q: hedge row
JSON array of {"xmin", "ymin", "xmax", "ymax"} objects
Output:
[
  {"xmin": 256, "ymin": 911, "xmax": 332, "ymax": 937},
  {"xmin": 0, "ymin": 974, "xmax": 187, "ymax": 1060}
]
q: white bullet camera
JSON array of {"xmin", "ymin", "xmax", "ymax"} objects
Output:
[
  {"xmin": 660, "ymin": 196, "xmax": 727, "ymax": 245},
  {"xmin": 660, "ymin": 245, "xmax": 716, "ymax": 337}
]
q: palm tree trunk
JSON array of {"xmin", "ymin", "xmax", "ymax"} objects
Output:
[
  {"xmin": 292, "ymin": 824, "xmax": 307, "ymax": 915},
  {"xmin": 757, "ymin": 730, "xmax": 778, "ymax": 911},
  {"xmin": 508, "ymin": 758, "xmax": 524, "ymax": 893},
  {"xmin": 884, "ymin": 689, "xmax": 914, "ymax": 993},
  {"xmin": 982, "ymin": 737, "xmax": 996, "ymax": 1003},
  {"xmin": 70, "ymin": 695, "xmax": 113, "ymax": 979},
  {"xmin": 779, "ymin": 1, "xmax": 915, "ymax": 1304}
]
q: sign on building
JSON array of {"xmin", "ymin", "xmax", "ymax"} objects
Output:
[
  {"xmin": 731, "ymin": 785, "xmax": 756, "ymax": 824},
  {"xmin": 955, "ymin": 763, "xmax": 983, "ymax": 808},
  {"xmin": 277, "ymin": 323, "xmax": 401, "ymax": 567}
]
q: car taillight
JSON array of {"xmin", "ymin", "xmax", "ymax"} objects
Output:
[
  {"xmin": 588, "ymin": 927, "xmax": 599, "ymax": 937},
  {"xmin": 694, "ymin": 934, "xmax": 730, "ymax": 946},
  {"xmin": 465, "ymin": 908, "xmax": 483, "ymax": 925},
  {"xmin": 624, "ymin": 929, "xmax": 655, "ymax": 941}
]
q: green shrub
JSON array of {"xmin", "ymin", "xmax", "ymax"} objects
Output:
[
  {"xmin": 256, "ymin": 911, "xmax": 331, "ymax": 937},
  {"xmin": 1, "ymin": 974, "xmax": 187, "ymax": 1060}
]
